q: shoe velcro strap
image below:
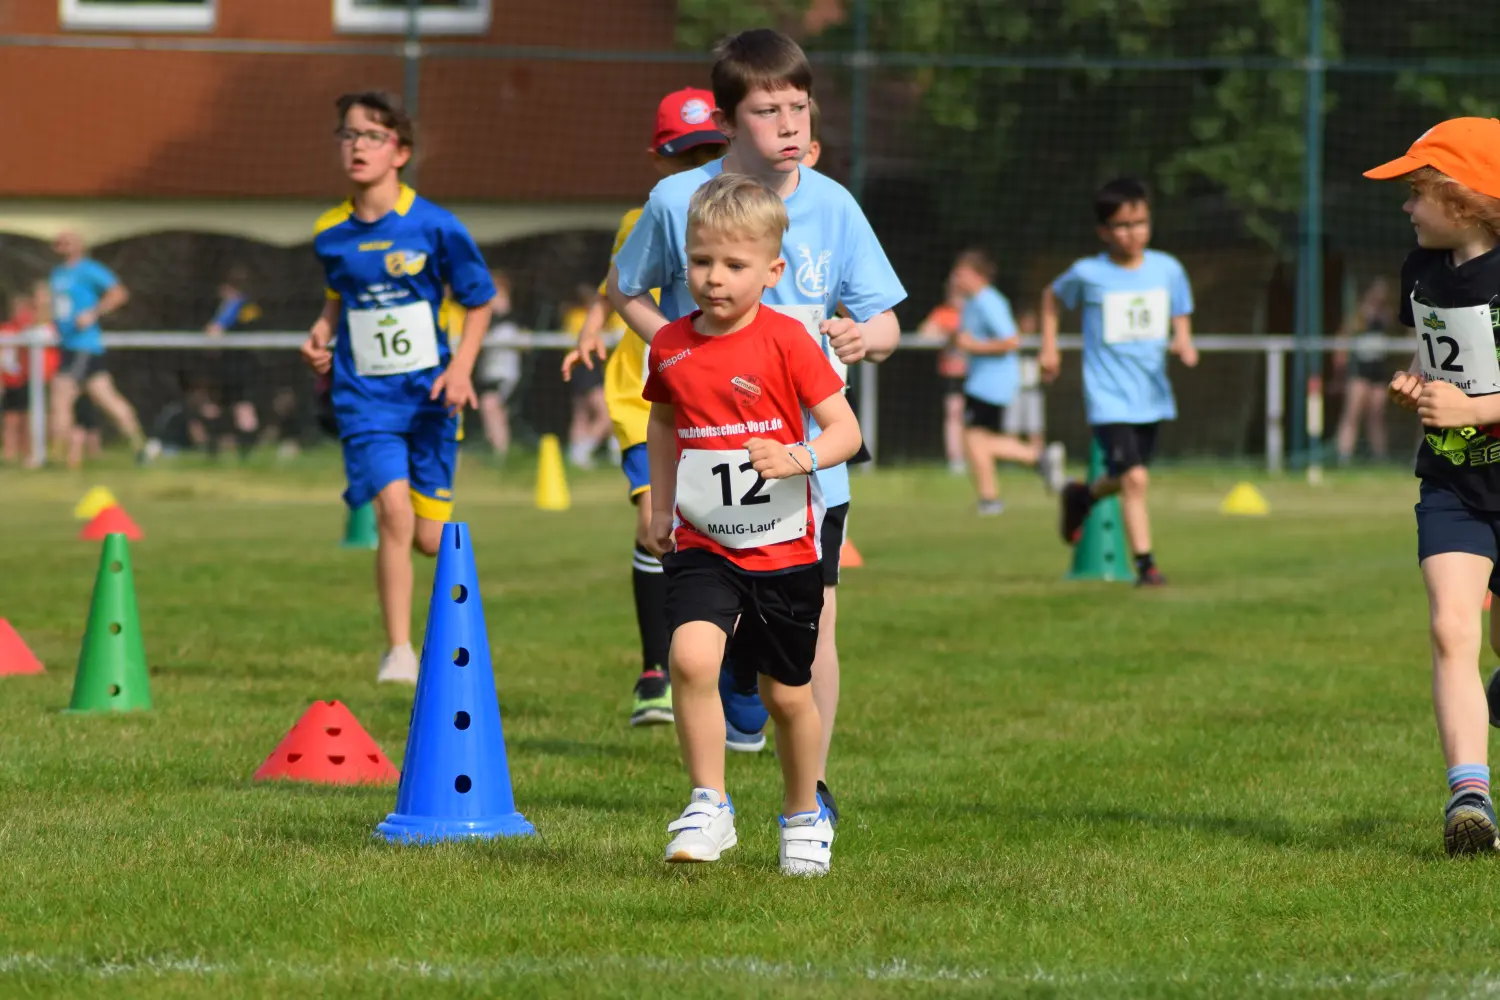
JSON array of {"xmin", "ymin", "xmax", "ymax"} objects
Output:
[
  {"xmin": 781, "ymin": 838, "xmax": 831, "ymax": 865},
  {"xmin": 667, "ymin": 803, "xmax": 723, "ymax": 832}
]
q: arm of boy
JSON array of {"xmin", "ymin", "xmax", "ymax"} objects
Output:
[
  {"xmin": 606, "ymin": 263, "xmax": 671, "ymax": 345},
  {"xmin": 1038, "ymin": 286, "xmax": 1062, "ymax": 382},
  {"xmin": 561, "ymin": 294, "xmax": 613, "ymax": 381},
  {"xmin": 823, "ymin": 310, "xmax": 900, "ymax": 365},
  {"xmin": 646, "ymin": 402, "xmax": 678, "ymax": 556},
  {"xmin": 954, "ymin": 331, "xmax": 1019, "ymax": 356},
  {"xmin": 1169, "ymin": 314, "xmax": 1198, "ymax": 368},
  {"xmin": 431, "ymin": 302, "xmax": 493, "ymax": 414},
  {"xmin": 1389, "ymin": 343, "xmax": 1423, "ymax": 412},
  {"xmin": 746, "ymin": 390, "xmax": 862, "ymax": 480},
  {"xmin": 1416, "ymin": 378, "xmax": 1500, "ymax": 428},
  {"xmin": 300, "ymin": 297, "xmax": 340, "ymax": 374}
]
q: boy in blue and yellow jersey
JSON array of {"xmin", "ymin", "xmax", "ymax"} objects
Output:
[
  {"xmin": 563, "ymin": 87, "xmax": 728, "ymax": 727},
  {"xmin": 301, "ymin": 91, "xmax": 495, "ymax": 684}
]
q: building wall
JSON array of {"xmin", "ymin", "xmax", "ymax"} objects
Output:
[{"xmin": 0, "ymin": 0, "xmax": 696, "ymax": 201}]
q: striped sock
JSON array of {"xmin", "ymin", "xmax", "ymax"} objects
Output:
[{"xmin": 1447, "ymin": 764, "xmax": 1491, "ymax": 799}]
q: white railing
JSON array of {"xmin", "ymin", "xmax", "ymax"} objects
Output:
[{"xmin": 3, "ymin": 329, "xmax": 1415, "ymax": 474}]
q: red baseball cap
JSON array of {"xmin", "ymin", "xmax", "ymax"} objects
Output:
[
  {"xmin": 652, "ymin": 88, "xmax": 726, "ymax": 157},
  {"xmin": 1364, "ymin": 117, "xmax": 1500, "ymax": 199}
]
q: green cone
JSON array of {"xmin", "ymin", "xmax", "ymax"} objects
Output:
[
  {"xmin": 342, "ymin": 502, "xmax": 379, "ymax": 550},
  {"xmin": 67, "ymin": 533, "xmax": 152, "ymax": 713},
  {"xmin": 1067, "ymin": 441, "xmax": 1132, "ymax": 583}
]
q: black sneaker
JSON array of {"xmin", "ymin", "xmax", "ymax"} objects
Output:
[
  {"xmin": 1060, "ymin": 481, "xmax": 1093, "ymax": 544},
  {"xmin": 629, "ymin": 670, "xmax": 673, "ymax": 727},
  {"xmin": 1444, "ymin": 791, "xmax": 1500, "ymax": 856},
  {"xmin": 816, "ymin": 780, "xmax": 840, "ymax": 829},
  {"xmin": 1136, "ymin": 566, "xmax": 1167, "ymax": 588}
]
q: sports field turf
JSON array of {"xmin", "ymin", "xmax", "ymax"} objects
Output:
[{"xmin": 1, "ymin": 456, "xmax": 1495, "ymax": 998}]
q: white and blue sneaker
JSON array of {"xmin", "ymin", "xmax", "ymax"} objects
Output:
[
  {"xmin": 664, "ymin": 788, "xmax": 737, "ymax": 863},
  {"xmin": 720, "ymin": 666, "xmax": 768, "ymax": 753},
  {"xmin": 725, "ymin": 720, "xmax": 767, "ymax": 753},
  {"xmin": 779, "ymin": 801, "xmax": 836, "ymax": 877}
]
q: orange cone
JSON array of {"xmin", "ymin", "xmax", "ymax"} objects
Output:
[
  {"xmin": 253, "ymin": 700, "xmax": 399, "ymax": 785},
  {"xmin": 80, "ymin": 506, "xmax": 143, "ymax": 542},
  {"xmin": 840, "ymin": 537, "xmax": 863, "ymax": 569},
  {"xmin": 1488, "ymin": 592, "xmax": 1493, "ymax": 612},
  {"xmin": 0, "ymin": 619, "xmax": 44, "ymax": 676}
]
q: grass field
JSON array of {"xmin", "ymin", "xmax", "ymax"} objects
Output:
[{"xmin": 2, "ymin": 455, "xmax": 1497, "ymax": 998}]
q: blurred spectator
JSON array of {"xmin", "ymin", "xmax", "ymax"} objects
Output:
[
  {"xmin": 197, "ymin": 266, "xmax": 265, "ymax": 459},
  {"xmin": 562, "ymin": 282, "xmax": 614, "ymax": 468},
  {"xmin": 474, "ymin": 268, "xmax": 521, "ymax": 462},
  {"xmin": 0, "ymin": 281, "xmax": 59, "ymax": 466},
  {"xmin": 918, "ymin": 277, "xmax": 968, "ymax": 474},
  {"xmin": 1333, "ymin": 276, "xmax": 1396, "ymax": 465}
]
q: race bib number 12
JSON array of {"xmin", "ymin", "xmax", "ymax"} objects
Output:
[
  {"xmin": 348, "ymin": 301, "xmax": 441, "ymax": 377},
  {"xmin": 675, "ymin": 448, "xmax": 808, "ymax": 549},
  {"xmin": 1414, "ymin": 297, "xmax": 1500, "ymax": 396}
]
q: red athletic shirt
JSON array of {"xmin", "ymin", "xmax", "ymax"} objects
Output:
[{"xmin": 643, "ymin": 305, "xmax": 846, "ymax": 573}]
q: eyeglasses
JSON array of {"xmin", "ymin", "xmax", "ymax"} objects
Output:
[{"xmin": 334, "ymin": 128, "xmax": 396, "ymax": 149}]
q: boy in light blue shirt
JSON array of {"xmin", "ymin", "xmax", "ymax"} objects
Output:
[
  {"xmin": 608, "ymin": 28, "xmax": 906, "ymax": 824},
  {"xmin": 948, "ymin": 249, "xmax": 1065, "ymax": 515},
  {"xmin": 1040, "ymin": 177, "xmax": 1198, "ymax": 586}
]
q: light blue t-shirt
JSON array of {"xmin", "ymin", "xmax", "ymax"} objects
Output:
[
  {"xmin": 961, "ymin": 285, "xmax": 1019, "ymax": 406},
  {"xmin": 1051, "ymin": 249, "xmax": 1193, "ymax": 425},
  {"xmin": 614, "ymin": 159, "xmax": 906, "ymax": 508},
  {"xmin": 50, "ymin": 258, "xmax": 120, "ymax": 355}
]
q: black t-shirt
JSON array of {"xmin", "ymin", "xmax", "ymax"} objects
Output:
[{"xmin": 1403, "ymin": 245, "xmax": 1500, "ymax": 510}]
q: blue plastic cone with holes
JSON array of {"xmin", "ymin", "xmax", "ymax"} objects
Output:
[{"xmin": 376, "ymin": 522, "xmax": 533, "ymax": 842}]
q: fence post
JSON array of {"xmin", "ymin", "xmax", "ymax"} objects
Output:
[
  {"xmin": 847, "ymin": 0, "xmax": 870, "ymax": 204},
  {"xmin": 1265, "ymin": 344, "xmax": 1285, "ymax": 474},
  {"xmin": 1291, "ymin": 0, "xmax": 1327, "ymax": 469},
  {"xmin": 26, "ymin": 335, "xmax": 46, "ymax": 467},
  {"xmin": 402, "ymin": 0, "xmax": 421, "ymax": 188},
  {"xmin": 858, "ymin": 362, "xmax": 878, "ymax": 473}
]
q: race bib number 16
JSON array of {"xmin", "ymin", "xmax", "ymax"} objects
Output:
[
  {"xmin": 348, "ymin": 301, "xmax": 441, "ymax": 377},
  {"xmin": 675, "ymin": 448, "xmax": 808, "ymax": 549}
]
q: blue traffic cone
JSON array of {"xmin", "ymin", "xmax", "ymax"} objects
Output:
[{"xmin": 376, "ymin": 522, "xmax": 534, "ymax": 842}]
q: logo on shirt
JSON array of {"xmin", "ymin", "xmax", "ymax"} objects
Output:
[
  {"xmin": 681, "ymin": 98, "xmax": 711, "ymax": 125},
  {"xmin": 359, "ymin": 241, "xmax": 394, "ymax": 252},
  {"xmin": 656, "ymin": 348, "xmax": 692, "ymax": 373},
  {"xmin": 731, "ymin": 375, "xmax": 763, "ymax": 405},
  {"xmin": 1423, "ymin": 310, "xmax": 1446, "ymax": 332},
  {"xmin": 384, "ymin": 250, "xmax": 428, "ymax": 278},
  {"xmin": 794, "ymin": 245, "xmax": 832, "ymax": 299}
]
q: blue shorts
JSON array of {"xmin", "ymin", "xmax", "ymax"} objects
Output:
[
  {"xmin": 1416, "ymin": 481, "xmax": 1500, "ymax": 592},
  {"xmin": 622, "ymin": 442, "xmax": 650, "ymax": 501},
  {"xmin": 342, "ymin": 416, "xmax": 458, "ymax": 522}
]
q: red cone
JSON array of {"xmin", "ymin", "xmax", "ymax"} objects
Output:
[
  {"xmin": 253, "ymin": 700, "xmax": 400, "ymax": 784},
  {"xmin": 0, "ymin": 619, "xmax": 44, "ymax": 676},
  {"xmin": 840, "ymin": 537, "xmax": 864, "ymax": 569},
  {"xmin": 80, "ymin": 505, "xmax": 143, "ymax": 541}
]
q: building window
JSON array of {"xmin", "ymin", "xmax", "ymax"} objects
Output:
[
  {"xmin": 333, "ymin": 0, "xmax": 491, "ymax": 35},
  {"xmin": 59, "ymin": 0, "xmax": 216, "ymax": 32}
]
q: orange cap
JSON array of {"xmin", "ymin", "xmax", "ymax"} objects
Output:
[{"xmin": 1363, "ymin": 117, "xmax": 1500, "ymax": 199}]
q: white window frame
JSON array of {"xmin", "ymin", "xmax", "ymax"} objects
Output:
[
  {"xmin": 333, "ymin": 0, "xmax": 491, "ymax": 35},
  {"xmin": 59, "ymin": 0, "xmax": 216, "ymax": 32}
]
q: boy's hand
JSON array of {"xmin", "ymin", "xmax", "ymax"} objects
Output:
[
  {"xmin": 746, "ymin": 437, "xmax": 807, "ymax": 480},
  {"xmin": 1389, "ymin": 371, "xmax": 1424, "ymax": 412},
  {"xmin": 822, "ymin": 317, "xmax": 866, "ymax": 365},
  {"xmin": 953, "ymin": 331, "xmax": 981, "ymax": 353},
  {"xmin": 646, "ymin": 511, "xmax": 675, "ymax": 557},
  {"xmin": 300, "ymin": 333, "xmax": 332, "ymax": 374},
  {"xmin": 1038, "ymin": 346, "xmax": 1062, "ymax": 383},
  {"xmin": 431, "ymin": 361, "xmax": 478, "ymax": 415},
  {"xmin": 562, "ymin": 331, "xmax": 608, "ymax": 382},
  {"xmin": 1417, "ymin": 378, "xmax": 1477, "ymax": 428},
  {"xmin": 1171, "ymin": 339, "xmax": 1199, "ymax": 368}
]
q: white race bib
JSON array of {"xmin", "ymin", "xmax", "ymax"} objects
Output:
[
  {"xmin": 1102, "ymin": 288, "xmax": 1169, "ymax": 345},
  {"xmin": 1414, "ymin": 297, "xmax": 1500, "ymax": 396},
  {"xmin": 769, "ymin": 303, "xmax": 846, "ymax": 385},
  {"xmin": 348, "ymin": 301, "xmax": 440, "ymax": 377},
  {"xmin": 675, "ymin": 448, "xmax": 808, "ymax": 549}
]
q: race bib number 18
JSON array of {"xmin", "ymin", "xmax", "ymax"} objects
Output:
[
  {"xmin": 348, "ymin": 301, "xmax": 441, "ymax": 377},
  {"xmin": 675, "ymin": 448, "xmax": 808, "ymax": 549},
  {"xmin": 1102, "ymin": 288, "xmax": 1169, "ymax": 345},
  {"xmin": 1414, "ymin": 297, "xmax": 1500, "ymax": 396}
]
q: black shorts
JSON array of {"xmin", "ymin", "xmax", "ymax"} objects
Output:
[
  {"xmin": 1, "ymin": 385, "xmax": 28, "ymax": 413},
  {"xmin": 963, "ymin": 395, "xmax": 1007, "ymax": 433},
  {"xmin": 1416, "ymin": 482, "xmax": 1500, "ymax": 592},
  {"xmin": 1349, "ymin": 358, "xmax": 1389, "ymax": 384},
  {"xmin": 57, "ymin": 350, "xmax": 107, "ymax": 384},
  {"xmin": 942, "ymin": 376, "xmax": 966, "ymax": 397},
  {"xmin": 663, "ymin": 549, "xmax": 824, "ymax": 687},
  {"xmin": 820, "ymin": 501, "xmax": 849, "ymax": 587},
  {"xmin": 1093, "ymin": 423, "xmax": 1159, "ymax": 477},
  {"xmin": 570, "ymin": 361, "xmax": 604, "ymax": 395},
  {"xmin": 218, "ymin": 352, "xmax": 260, "ymax": 404},
  {"xmin": 74, "ymin": 393, "xmax": 99, "ymax": 430}
]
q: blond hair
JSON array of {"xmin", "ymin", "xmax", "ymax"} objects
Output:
[
  {"xmin": 687, "ymin": 172, "xmax": 788, "ymax": 251},
  {"xmin": 1409, "ymin": 166, "xmax": 1500, "ymax": 236}
]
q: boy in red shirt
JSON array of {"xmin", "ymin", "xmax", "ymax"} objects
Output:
[{"xmin": 643, "ymin": 171, "xmax": 860, "ymax": 876}]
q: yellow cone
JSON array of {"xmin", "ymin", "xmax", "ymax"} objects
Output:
[
  {"xmin": 535, "ymin": 434, "xmax": 571, "ymax": 512},
  {"xmin": 1220, "ymin": 481, "xmax": 1269, "ymax": 517},
  {"xmin": 73, "ymin": 486, "xmax": 118, "ymax": 521}
]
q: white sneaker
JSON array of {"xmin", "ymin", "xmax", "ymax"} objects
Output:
[
  {"xmin": 664, "ymin": 788, "xmax": 737, "ymax": 863},
  {"xmin": 779, "ymin": 805, "xmax": 835, "ymax": 877},
  {"xmin": 377, "ymin": 644, "xmax": 420, "ymax": 685},
  {"xmin": 1039, "ymin": 441, "xmax": 1067, "ymax": 494}
]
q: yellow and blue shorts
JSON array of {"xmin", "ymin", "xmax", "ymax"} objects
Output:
[
  {"xmin": 341, "ymin": 412, "xmax": 457, "ymax": 521},
  {"xmin": 623, "ymin": 443, "xmax": 650, "ymax": 502}
]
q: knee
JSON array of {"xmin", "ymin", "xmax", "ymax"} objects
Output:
[
  {"xmin": 668, "ymin": 632, "xmax": 723, "ymax": 685},
  {"xmin": 760, "ymin": 677, "xmax": 815, "ymax": 720},
  {"xmin": 412, "ymin": 520, "xmax": 443, "ymax": 557},
  {"xmin": 375, "ymin": 495, "xmax": 415, "ymax": 542},
  {"xmin": 1431, "ymin": 607, "xmax": 1481, "ymax": 662},
  {"xmin": 1120, "ymin": 466, "xmax": 1149, "ymax": 494}
]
